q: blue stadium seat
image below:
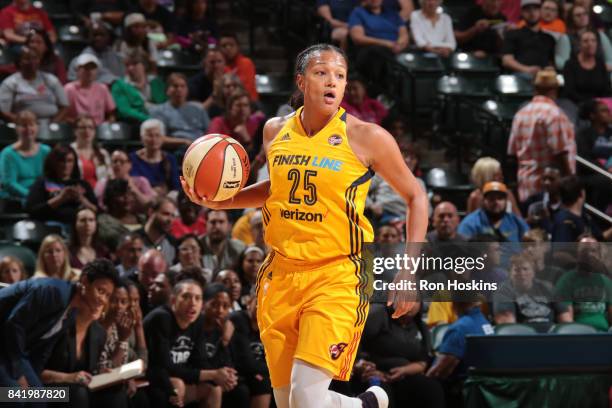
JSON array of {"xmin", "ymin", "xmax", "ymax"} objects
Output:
[
  {"xmin": 494, "ymin": 323, "xmax": 538, "ymax": 335},
  {"xmin": 549, "ymin": 323, "xmax": 599, "ymax": 334}
]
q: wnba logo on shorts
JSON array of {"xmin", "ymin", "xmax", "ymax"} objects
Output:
[{"xmin": 329, "ymin": 342, "xmax": 348, "ymax": 360}]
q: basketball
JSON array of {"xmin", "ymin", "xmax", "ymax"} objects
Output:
[{"xmin": 182, "ymin": 133, "xmax": 250, "ymax": 202}]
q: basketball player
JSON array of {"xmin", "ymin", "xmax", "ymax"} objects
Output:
[{"xmin": 181, "ymin": 44, "xmax": 428, "ymax": 408}]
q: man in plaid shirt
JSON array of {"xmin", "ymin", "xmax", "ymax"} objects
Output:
[{"xmin": 508, "ymin": 69, "xmax": 576, "ymax": 202}]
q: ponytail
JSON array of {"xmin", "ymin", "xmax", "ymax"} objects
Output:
[{"xmin": 289, "ymin": 90, "xmax": 304, "ymax": 110}]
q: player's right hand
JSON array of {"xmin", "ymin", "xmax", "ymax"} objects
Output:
[{"xmin": 180, "ymin": 176, "xmax": 226, "ymax": 210}]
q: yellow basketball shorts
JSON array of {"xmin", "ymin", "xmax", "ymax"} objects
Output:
[{"xmin": 255, "ymin": 251, "xmax": 371, "ymax": 388}]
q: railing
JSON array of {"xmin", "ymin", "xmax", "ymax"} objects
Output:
[{"xmin": 576, "ymin": 155, "xmax": 612, "ymax": 224}]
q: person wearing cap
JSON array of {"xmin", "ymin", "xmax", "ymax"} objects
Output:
[
  {"xmin": 0, "ymin": 259, "xmax": 119, "ymax": 389},
  {"xmin": 501, "ymin": 0, "xmax": 556, "ymax": 77},
  {"xmin": 129, "ymin": 0, "xmax": 175, "ymax": 38},
  {"xmin": 64, "ymin": 54, "xmax": 116, "ymax": 125},
  {"xmin": 117, "ymin": 13, "xmax": 159, "ymax": 62},
  {"xmin": 508, "ymin": 69, "xmax": 576, "ymax": 203},
  {"xmin": 458, "ymin": 181, "xmax": 530, "ymax": 243},
  {"xmin": 67, "ymin": 22, "xmax": 126, "ymax": 85}
]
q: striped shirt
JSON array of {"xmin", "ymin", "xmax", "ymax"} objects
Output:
[{"xmin": 508, "ymin": 96, "xmax": 576, "ymax": 202}]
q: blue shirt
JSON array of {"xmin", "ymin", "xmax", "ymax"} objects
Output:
[
  {"xmin": 457, "ymin": 208, "xmax": 529, "ymax": 243},
  {"xmin": 348, "ymin": 6, "xmax": 404, "ymax": 42},
  {"xmin": 129, "ymin": 151, "xmax": 180, "ymax": 191},
  {"xmin": 316, "ymin": 0, "xmax": 360, "ymax": 22},
  {"xmin": 0, "ymin": 278, "xmax": 75, "ymax": 379},
  {"xmin": 438, "ymin": 307, "xmax": 494, "ymax": 377}
]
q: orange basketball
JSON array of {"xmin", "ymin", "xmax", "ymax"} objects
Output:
[{"xmin": 182, "ymin": 134, "xmax": 250, "ymax": 202}]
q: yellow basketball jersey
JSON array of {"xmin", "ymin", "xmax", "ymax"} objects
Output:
[{"xmin": 263, "ymin": 107, "xmax": 374, "ymax": 262}]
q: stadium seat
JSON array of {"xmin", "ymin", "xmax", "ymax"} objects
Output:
[
  {"xmin": 431, "ymin": 323, "xmax": 451, "ymax": 350},
  {"xmin": 494, "ymin": 323, "xmax": 538, "ymax": 335},
  {"xmin": 450, "ymin": 53, "xmax": 499, "ymax": 78},
  {"xmin": 97, "ymin": 122, "xmax": 132, "ymax": 142},
  {"xmin": 10, "ymin": 220, "xmax": 63, "ymax": 252},
  {"xmin": 157, "ymin": 49, "xmax": 201, "ymax": 76},
  {"xmin": 58, "ymin": 24, "xmax": 87, "ymax": 44},
  {"xmin": 549, "ymin": 323, "xmax": 599, "ymax": 334},
  {"xmin": 255, "ymin": 74, "xmax": 292, "ymax": 97},
  {"xmin": 495, "ymin": 74, "xmax": 534, "ymax": 100},
  {"xmin": 0, "ymin": 244, "xmax": 37, "ymax": 275},
  {"xmin": 37, "ymin": 122, "xmax": 73, "ymax": 144},
  {"xmin": 0, "ymin": 122, "xmax": 17, "ymax": 147},
  {"xmin": 425, "ymin": 168, "xmax": 473, "ymax": 211},
  {"xmin": 0, "ymin": 46, "xmax": 14, "ymax": 66}
]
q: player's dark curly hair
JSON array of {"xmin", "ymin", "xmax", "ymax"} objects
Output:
[
  {"xmin": 289, "ymin": 43, "xmax": 348, "ymax": 110},
  {"xmin": 82, "ymin": 258, "xmax": 121, "ymax": 286}
]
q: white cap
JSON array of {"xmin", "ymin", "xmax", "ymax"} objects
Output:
[
  {"xmin": 124, "ymin": 13, "xmax": 146, "ymax": 28},
  {"xmin": 76, "ymin": 53, "xmax": 100, "ymax": 68}
]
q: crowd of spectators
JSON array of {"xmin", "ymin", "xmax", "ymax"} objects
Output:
[{"xmin": 0, "ymin": 0, "xmax": 610, "ymax": 407}]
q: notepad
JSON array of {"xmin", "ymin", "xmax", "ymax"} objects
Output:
[{"xmin": 88, "ymin": 359, "xmax": 145, "ymax": 391}]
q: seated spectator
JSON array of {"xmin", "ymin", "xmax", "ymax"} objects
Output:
[
  {"xmin": 234, "ymin": 246, "xmax": 264, "ymax": 297},
  {"xmin": 410, "ymin": 0, "xmax": 456, "ymax": 57},
  {"xmin": 207, "ymin": 90, "xmax": 265, "ymax": 157},
  {"xmin": 0, "ymin": 110, "xmax": 50, "ymax": 202},
  {"xmin": 0, "ymin": 0, "xmax": 56, "ymax": 47},
  {"xmin": 169, "ymin": 234, "xmax": 206, "ymax": 278},
  {"xmin": 200, "ymin": 283, "xmax": 250, "ymax": 407},
  {"xmin": 138, "ymin": 197, "xmax": 178, "ymax": 267},
  {"xmin": 68, "ymin": 22, "xmax": 126, "ymax": 85},
  {"xmin": 355, "ymin": 303, "xmax": 444, "ymax": 408},
  {"xmin": 469, "ymin": 234, "xmax": 508, "ymax": 290},
  {"xmin": 229, "ymin": 293, "xmax": 272, "ymax": 408},
  {"xmin": 188, "ymin": 48, "xmax": 226, "ymax": 108},
  {"xmin": 71, "ymin": 0, "xmax": 125, "ymax": 27},
  {"xmin": 144, "ymin": 280, "xmax": 225, "ymax": 408},
  {"xmin": 502, "ymin": 0, "xmax": 556, "ymax": 77},
  {"xmin": 572, "ymin": 0, "xmax": 605, "ymax": 30},
  {"xmin": 69, "ymin": 207, "xmax": 110, "ymax": 269},
  {"xmin": 65, "ymin": 55, "xmax": 116, "ymax": 125},
  {"xmin": 111, "ymin": 50, "xmax": 167, "ymax": 124},
  {"xmin": 129, "ymin": 0, "xmax": 175, "ymax": 44},
  {"xmin": 95, "ymin": 150, "xmax": 156, "ymax": 211},
  {"xmin": 551, "ymin": 175, "xmax": 603, "ymax": 241},
  {"xmin": 522, "ymin": 228, "xmax": 566, "ymax": 282},
  {"xmin": 130, "ymin": 119, "xmax": 180, "ymax": 194},
  {"xmin": 201, "ymin": 210, "xmax": 246, "ymax": 274},
  {"xmin": 494, "ymin": 253, "xmax": 572, "ymax": 330},
  {"xmin": 468, "ymin": 157, "xmax": 521, "ymax": 215},
  {"xmin": 70, "ymin": 114, "xmax": 112, "ymax": 189},
  {"xmin": 0, "ymin": 47, "xmax": 68, "ymax": 125},
  {"xmin": 0, "ymin": 256, "xmax": 26, "ymax": 284},
  {"xmin": 340, "ymin": 75, "xmax": 388, "ymax": 124},
  {"xmin": 563, "ymin": 30, "xmax": 611, "ymax": 105},
  {"xmin": 522, "ymin": 165, "xmax": 562, "ymax": 231},
  {"xmin": 207, "ymin": 72, "xmax": 246, "ymax": 118},
  {"xmin": 576, "ymin": 100, "xmax": 612, "ymax": 211},
  {"xmin": 555, "ymin": 237, "xmax": 612, "ymax": 331},
  {"xmin": 0, "ymin": 259, "xmax": 118, "ymax": 388},
  {"xmin": 116, "ymin": 13, "xmax": 159, "ymax": 61},
  {"xmin": 508, "ymin": 69, "xmax": 576, "ymax": 203},
  {"xmin": 555, "ymin": 5, "xmax": 612, "ymax": 71},
  {"xmin": 148, "ymin": 271, "xmax": 172, "ymax": 309},
  {"xmin": 25, "ymin": 28, "xmax": 66, "ymax": 83},
  {"xmin": 98, "ymin": 280, "xmax": 148, "ymax": 405},
  {"xmin": 98, "ymin": 179, "xmax": 145, "ymax": 251},
  {"xmin": 41, "ymin": 267, "xmax": 126, "ymax": 408},
  {"xmin": 231, "ymin": 209, "xmax": 259, "ymax": 245},
  {"xmin": 26, "ymin": 145, "xmax": 98, "ymax": 226},
  {"xmin": 316, "ymin": 0, "xmax": 360, "ymax": 49},
  {"xmin": 116, "ymin": 233, "xmax": 145, "ymax": 278},
  {"xmin": 458, "ymin": 181, "xmax": 529, "ymax": 242},
  {"xmin": 150, "ymin": 73, "xmax": 211, "ymax": 142},
  {"xmin": 215, "ymin": 269, "xmax": 243, "ymax": 311},
  {"xmin": 426, "ymin": 300, "xmax": 493, "ymax": 406},
  {"xmin": 426, "ymin": 202, "xmax": 466, "ymax": 243},
  {"xmin": 348, "ymin": 0, "xmax": 408, "ymax": 92},
  {"xmin": 175, "ymin": 0, "xmax": 218, "ymax": 51},
  {"xmin": 517, "ymin": 0, "xmax": 565, "ymax": 37},
  {"xmin": 249, "ymin": 211, "xmax": 266, "ymax": 253},
  {"xmin": 219, "ymin": 32, "xmax": 258, "ymax": 101},
  {"xmin": 34, "ymin": 234, "xmax": 79, "ymax": 281},
  {"xmin": 129, "ymin": 249, "xmax": 167, "ymax": 315},
  {"xmin": 454, "ymin": 0, "xmax": 506, "ymax": 56},
  {"xmin": 170, "ymin": 191, "xmax": 207, "ymax": 239}
]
